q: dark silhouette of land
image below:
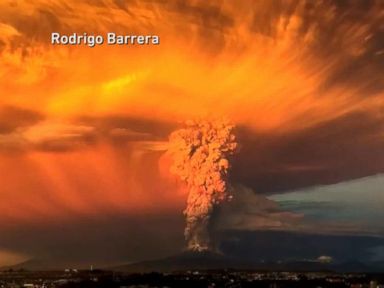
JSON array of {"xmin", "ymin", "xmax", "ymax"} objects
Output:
[{"xmin": 114, "ymin": 250, "xmax": 384, "ymax": 274}]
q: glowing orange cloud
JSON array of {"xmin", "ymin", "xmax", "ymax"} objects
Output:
[
  {"xmin": 0, "ymin": 1, "xmax": 381, "ymax": 130},
  {"xmin": 0, "ymin": 145, "xmax": 185, "ymax": 226},
  {"xmin": 0, "ymin": 0, "xmax": 382, "ymax": 227}
]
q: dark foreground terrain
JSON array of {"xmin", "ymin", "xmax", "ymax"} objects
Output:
[{"xmin": 0, "ymin": 269, "xmax": 384, "ymax": 288}]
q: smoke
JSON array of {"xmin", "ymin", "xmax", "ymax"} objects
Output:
[{"xmin": 168, "ymin": 120, "xmax": 237, "ymax": 251}]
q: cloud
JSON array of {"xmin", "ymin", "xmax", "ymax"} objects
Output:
[
  {"xmin": 78, "ymin": 115, "xmax": 176, "ymax": 140},
  {"xmin": 0, "ymin": 121, "xmax": 96, "ymax": 152},
  {"xmin": 217, "ymin": 185, "xmax": 303, "ymax": 231},
  {"xmin": 22, "ymin": 121, "xmax": 95, "ymax": 144},
  {"xmin": 232, "ymin": 111, "xmax": 384, "ymax": 193},
  {"xmin": 0, "ymin": 22, "xmax": 20, "ymax": 49},
  {"xmin": 1, "ymin": 0, "xmax": 382, "ymax": 100},
  {"xmin": 109, "ymin": 128, "xmax": 152, "ymax": 139},
  {"xmin": 0, "ymin": 113, "xmax": 175, "ymax": 152},
  {"xmin": 0, "ymin": 106, "xmax": 43, "ymax": 134},
  {"xmin": 268, "ymin": 174, "xmax": 384, "ymax": 236}
]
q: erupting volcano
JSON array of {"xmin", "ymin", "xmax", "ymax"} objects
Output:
[{"xmin": 168, "ymin": 120, "xmax": 237, "ymax": 252}]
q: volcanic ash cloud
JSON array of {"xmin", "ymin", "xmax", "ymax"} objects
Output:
[{"xmin": 168, "ymin": 120, "xmax": 237, "ymax": 251}]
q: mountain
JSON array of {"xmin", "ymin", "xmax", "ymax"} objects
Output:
[
  {"xmin": 113, "ymin": 250, "xmax": 384, "ymax": 273},
  {"xmin": 3, "ymin": 251, "xmax": 383, "ymax": 273},
  {"xmin": 112, "ymin": 250, "xmax": 338, "ymax": 273},
  {"xmin": 113, "ymin": 250, "xmax": 252, "ymax": 273},
  {"xmin": 1, "ymin": 258, "xmax": 110, "ymax": 271},
  {"xmin": 1, "ymin": 259, "xmax": 65, "ymax": 271}
]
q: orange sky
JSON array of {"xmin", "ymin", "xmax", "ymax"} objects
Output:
[
  {"xmin": 1, "ymin": 1, "xmax": 381, "ymax": 129},
  {"xmin": 0, "ymin": 0, "xmax": 383, "ymax": 221}
]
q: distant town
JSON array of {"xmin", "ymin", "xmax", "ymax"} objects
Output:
[{"xmin": 0, "ymin": 269, "xmax": 384, "ymax": 288}]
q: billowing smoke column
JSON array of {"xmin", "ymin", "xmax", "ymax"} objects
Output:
[{"xmin": 168, "ymin": 120, "xmax": 237, "ymax": 251}]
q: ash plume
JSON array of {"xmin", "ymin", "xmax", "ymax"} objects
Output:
[{"xmin": 168, "ymin": 120, "xmax": 237, "ymax": 251}]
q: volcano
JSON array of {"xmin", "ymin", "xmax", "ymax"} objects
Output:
[{"xmin": 112, "ymin": 251, "xmax": 378, "ymax": 273}]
